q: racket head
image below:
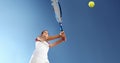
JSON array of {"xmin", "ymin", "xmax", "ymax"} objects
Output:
[{"xmin": 51, "ymin": 0, "xmax": 62, "ymax": 23}]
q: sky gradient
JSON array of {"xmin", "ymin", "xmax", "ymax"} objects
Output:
[{"xmin": 0, "ymin": 0, "xmax": 120, "ymax": 63}]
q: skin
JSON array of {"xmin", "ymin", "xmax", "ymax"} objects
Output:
[{"xmin": 36, "ymin": 31, "xmax": 66, "ymax": 48}]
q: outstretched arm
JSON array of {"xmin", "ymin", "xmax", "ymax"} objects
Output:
[
  {"xmin": 49, "ymin": 32, "xmax": 66, "ymax": 48},
  {"xmin": 49, "ymin": 38, "xmax": 64, "ymax": 48},
  {"xmin": 47, "ymin": 34, "xmax": 61, "ymax": 41},
  {"xmin": 47, "ymin": 31, "xmax": 65, "ymax": 41}
]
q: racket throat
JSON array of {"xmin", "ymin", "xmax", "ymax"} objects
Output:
[{"xmin": 59, "ymin": 22, "xmax": 63, "ymax": 31}]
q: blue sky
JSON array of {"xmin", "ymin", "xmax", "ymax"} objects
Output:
[{"xmin": 0, "ymin": 0, "xmax": 120, "ymax": 63}]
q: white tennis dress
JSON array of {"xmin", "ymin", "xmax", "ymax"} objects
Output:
[{"xmin": 29, "ymin": 41, "xmax": 50, "ymax": 63}]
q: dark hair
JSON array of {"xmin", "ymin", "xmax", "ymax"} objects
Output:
[{"xmin": 41, "ymin": 30, "xmax": 48, "ymax": 35}]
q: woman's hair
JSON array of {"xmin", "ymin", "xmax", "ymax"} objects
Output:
[{"xmin": 41, "ymin": 30, "xmax": 48, "ymax": 35}]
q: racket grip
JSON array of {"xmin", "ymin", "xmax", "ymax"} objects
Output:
[{"xmin": 59, "ymin": 23, "xmax": 63, "ymax": 31}]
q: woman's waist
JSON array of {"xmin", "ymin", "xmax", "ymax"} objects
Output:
[{"xmin": 33, "ymin": 49, "xmax": 49, "ymax": 57}]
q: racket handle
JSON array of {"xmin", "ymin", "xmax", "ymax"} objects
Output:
[{"xmin": 59, "ymin": 22, "xmax": 63, "ymax": 31}]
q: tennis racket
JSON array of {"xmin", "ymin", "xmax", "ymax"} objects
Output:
[{"xmin": 51, "ymin": 0, "xmax": 63, "ymax": 31}]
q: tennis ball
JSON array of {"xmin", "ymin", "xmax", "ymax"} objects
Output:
[{"xmin": 88, "ymin": 1, "xmax": 95, "ymax": 8}]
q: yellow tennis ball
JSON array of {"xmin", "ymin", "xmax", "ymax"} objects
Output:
[{"xmin": 88, "ymin": 1, "xmax": 95, "ymax": 8}]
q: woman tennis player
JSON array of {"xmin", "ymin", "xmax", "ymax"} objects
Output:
[{"xmin": 29, "ymin": 30, "xmax": 66, "ymax": 63}]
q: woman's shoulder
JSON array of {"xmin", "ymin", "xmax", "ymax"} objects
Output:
[{"xmin": 35, "ymin": 37, "xmax": 41, "ymax": 41}]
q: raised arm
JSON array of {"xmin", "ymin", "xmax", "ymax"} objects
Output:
[
  {"xmin": 47, "ymin": 34, "xmax": 61, "ymax": 41},
  {"xmin": 47, "ymin": 31, "xmax": 65, "ymax": 41},
  {"xmin": 49, "ymin": 31, "xmax": 66, "ymax": 48},
  {"xmin": 49, "ymin": 38, "xmax": 64, "ymax": 48}
]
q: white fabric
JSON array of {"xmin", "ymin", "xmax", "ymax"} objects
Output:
[{"xmin": 29, "ymin": 41, "xmax": 49, "ymax": 63}]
